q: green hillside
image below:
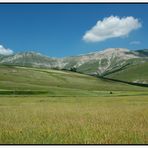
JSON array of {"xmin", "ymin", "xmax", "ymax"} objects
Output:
[
  {"xmin": 0, "ymin": 65, "xmax": 147, "ymax": 96},
  {"xmin": 105, "ymin": 61, "xmax": 148, "ymax": 84}
]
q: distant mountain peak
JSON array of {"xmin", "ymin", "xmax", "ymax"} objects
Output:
[{"xmin": 99, "ymin": 48, "xmax": 129, "ymax": 53}]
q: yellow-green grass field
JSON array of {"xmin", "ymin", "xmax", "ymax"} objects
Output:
[
  {"xmin": 0, "ymin": 95, "xmax": 148, "ymax": 144},
  {"xmin": 0, "ymin": 65, "xmax": 148, "ymax": 144}
]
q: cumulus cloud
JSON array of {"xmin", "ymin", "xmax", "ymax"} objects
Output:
[
  {"xmin": 130, "ymin": 41, "xmax": 141, "ymax": 45},
  {"xmin": 83, "ymin": 16, "xmax": 141, "ymax": 42},
  {"xmin": 0, "ymin": 45, "xmax": 13, "ymax": 55}
]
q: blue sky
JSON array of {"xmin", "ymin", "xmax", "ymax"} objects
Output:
[{"xmin": 0, "ymin": 3, "xmax": 148, "ymax": 57}]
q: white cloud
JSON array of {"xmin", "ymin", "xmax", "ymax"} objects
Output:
[
  {"xmin": 0, "ymin": 45, "xmax": 13, "ymax": 55},
  {"xmin": 83, "ymin": 16, "xmax": 141, "ymax": 42},
  {"xmin": 130, "ymin": 41, "xmax": 141, "ymax": 45}
]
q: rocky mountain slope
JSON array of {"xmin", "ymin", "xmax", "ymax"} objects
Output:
[{"xmin": 0, "ymin": 48, "xmax": 148, "ymax": 82}]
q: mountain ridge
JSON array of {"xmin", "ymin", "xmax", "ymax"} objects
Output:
[{"xmin": 0, "ymin": 48, "xmax": 148, "ymax": 83}]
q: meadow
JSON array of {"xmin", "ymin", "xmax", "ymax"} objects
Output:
[
  {"xmin": 0, "ymin": 65, "xmax": 148, "ymax": 144},
  {"xmin": 0, "ymin": 94, "xmax": 148, "ymax": 144}
]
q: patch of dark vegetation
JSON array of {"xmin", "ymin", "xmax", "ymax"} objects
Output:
[
  {"xmin": 0, "ymin": 90, "xmax": 48, "ymax": 95},
  {"xmin": 98, "ymin": 76, "xmax": 148, "ymax": 88},
  {"xmin": 70, "ymin": 67, "xmax": 77, "ymax": 72},
  {"xmin": 62, "ymin": 68, "xmax": 84, "ymax": 74},
  {"xmin": 0, "ymin": 64, "xmax": 17, "ymax": 68}
]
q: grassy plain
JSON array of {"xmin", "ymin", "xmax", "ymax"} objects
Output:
[
  {"xmin": 0, "ymin": 65, "xmax": 148, "ymax": 144},
  {"xmin": 0, "ymin": 95, "xmax": 148, "ymax": 144}
]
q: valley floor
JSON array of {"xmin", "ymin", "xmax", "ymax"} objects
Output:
[{"xmin": 0, "ymin": 94, "xmax": 148, "ymax": 144}]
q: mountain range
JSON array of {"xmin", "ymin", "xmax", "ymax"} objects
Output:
[{"xmin": 0, "ymin": 48, "xmax": 148, "ymax": 84}]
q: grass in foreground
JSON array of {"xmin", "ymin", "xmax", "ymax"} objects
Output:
[{"xmin": 0, "ymin": 95, "xmax": 148, "ymax": 144}]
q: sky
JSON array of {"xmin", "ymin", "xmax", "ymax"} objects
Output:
[{"xmin": 0, "ymin": 3, "xmax": 148, "ymax": 57}]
